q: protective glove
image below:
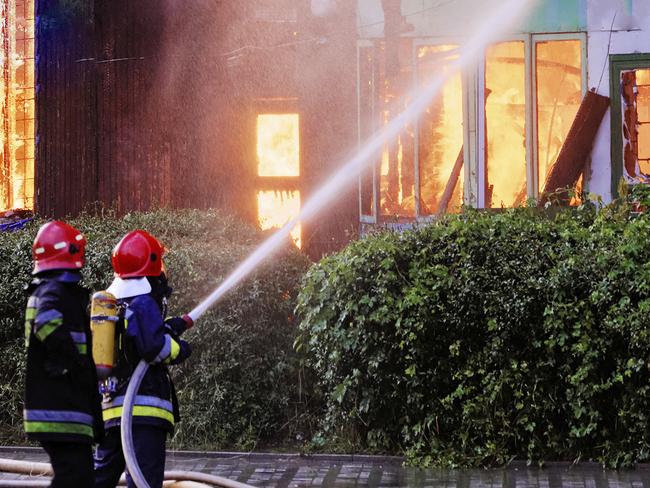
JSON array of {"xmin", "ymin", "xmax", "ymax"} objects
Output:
[
  {"xmin": 177, "ymin": 340, "xmax": 192, "ymax": 363},
  {"xmin": 164, "ymin": 315, "xmax": 193, "ymax": 337}
]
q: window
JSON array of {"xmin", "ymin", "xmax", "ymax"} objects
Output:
[
  {"xmin": 479, "ymin": 35, "xmax": 585, "ymax": 207},
  {"xmin": 417, "ymin": 44, "xmax": 464, "ymax": 216},
  {"xmin": 610, "ymin": 54, "xmax": 650, "ymax": 193},
  {"xmin": 0, "ymin": 0, "xmax": 35, "ymax": 211},
  {"xmin": 534, "ymin": 38, "xmax": 583, "ymax": 195},
  {"xmin": 256, "ymin": 112, "xmax": 301, "ymax": 247},
  {"xmin": 485, "ymin": 41, "xmax": 526, "ymax": 207},
  {"xmin": 357, "ymin": 34, "xmax": 586, "ymax": 220}
]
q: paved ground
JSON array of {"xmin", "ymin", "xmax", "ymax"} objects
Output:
[{"xmin": 2, "ymin": 447, "xmax": 650, "ymax": 487}]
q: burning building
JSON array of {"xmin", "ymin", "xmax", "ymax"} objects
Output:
[
  {"xmin": 357, "ymin": 0, "xmax": 650, "ymax": 227},
  {"xmin": 0, "ymin": 0, "xmax": 34, "ymax": 211},
  {"xmin": 0, "ymin": 0, "xmax": 648, "ymax": 255}
]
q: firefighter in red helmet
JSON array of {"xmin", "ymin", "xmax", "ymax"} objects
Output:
[
  {"xmin": 24, "ymin": 221, "xmax": 104, "ymax": 487},
  {"xmin": 94, "ymin": 230, "xmax": 192, "ymax": 488}
]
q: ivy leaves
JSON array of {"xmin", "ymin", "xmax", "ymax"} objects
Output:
[{"xmin": 297, "ymin": 204, "xmax": 650, "ymax": 467}]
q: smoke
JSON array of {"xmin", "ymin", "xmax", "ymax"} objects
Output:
[
  {"xmin": 311, "ymin": 0, "xmax": 336, "ymax": 17},
  {"xmin": 188, "ymin": 0, "xmax": 541, "ymax": 320}
]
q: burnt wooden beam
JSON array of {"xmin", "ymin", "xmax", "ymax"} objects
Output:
[
  {"xmin": 540, "ymin": 90, "xmax": 610, "ymax": 203},
  {"xmin": 436, "ymin": 146, "xmax": 464, "ymax": 216},
  {"xmin": 255, "ymin": 176, "xmax": 301, "ymax": 192}
]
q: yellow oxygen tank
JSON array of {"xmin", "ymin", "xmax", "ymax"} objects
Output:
[{"xmin": 90, "ymin": 291, "xmax": 118, "ymax": 380}]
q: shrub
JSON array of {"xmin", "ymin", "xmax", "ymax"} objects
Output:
[
  {"xmin": 0, "ymin": 209, "xmax": 311, "ymax": 448},
  {"xmin": 296, "ymin": 203, "xmax": 650, "ymax": 467}
]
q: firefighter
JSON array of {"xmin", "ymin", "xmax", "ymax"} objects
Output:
[
  {"xmin": 24, "ymin": 221, "xmax": 103, "ymax": 487},
  {"xmin": 94, "ymin": 230, "xmax": 192, "ymax": 488}
]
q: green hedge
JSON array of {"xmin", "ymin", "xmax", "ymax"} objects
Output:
[
  {"xmin": 0, "ymin": 209, "xmax": 311, "ymax": 448},
  {"xmin": 296, "ymin": 201, "xmax": 650, "ymax": 467}
]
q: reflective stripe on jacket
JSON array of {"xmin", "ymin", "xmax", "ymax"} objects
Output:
[
  {"xmin": 23, "ymin": 271, "xmax": 103, "ymax": 443},
  {"xmin": 102, "ymin": 293, "xmax": 190, "ymax": 433}
]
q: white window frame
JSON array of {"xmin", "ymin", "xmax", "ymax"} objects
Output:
[
  {"xmin": 357, "ymin": 39, "xmax": 378, "ymax": 224},
  {"xmin": 473, "ymin": 32, "xmax": 587, "ymax": 206},
  {"xmin": 357, "ymin": 33, "xmax": 587, "ymax": 221},
  {"xmin": 529, "ymin": 33, "xmax": 588, "ymax": 199},
  {"xmin": 412, "ymin": 37, "xmax": 465, "ymax": 223}
]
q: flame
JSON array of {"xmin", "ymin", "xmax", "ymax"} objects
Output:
[
  {"xmin": 377, "ymin": 41, "xmax": 415, "ymax": 217},
  {"xmin": 1, "ymin": 0, "xmax": 35, "ymax": 211},
  {"xmin": 257, "ymin": 114, "xmax": 299, "ymax": 177},
  {"xmin": 485, "ymin": 41, "xmax": 526, "ymax": 207},
  {"xmin": 536, "ymin": 40, "xmax": 582, "ymax": 191},
  {"xmin": 417, "ymin": 45, "xmax": 464, "ymax": 215},
  {"xmin": 637, "ymin": 69, "xmax": 650, "ymax": 86},
  {"xmin": 257, "ymin": 191, "xmax": 301, "ymax": 247},
  {"xmin": 636, "ymin": 69, "xmax": 650, "ymax": 174},
  {"xmin": 379, "ymin": 114, "xmax": 415, "ymax": 216},
  {"xmin": 256, "ymin": 113, "xmax": 301, "ymax": 247}
]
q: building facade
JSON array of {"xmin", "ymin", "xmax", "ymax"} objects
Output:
[
  {"xmin": 0, "ymin": 0, "xmax": 648, "ymax": 254},
  {"xmin": 356, "ymin": 0, "xmax": 650, "ymax": 227}
]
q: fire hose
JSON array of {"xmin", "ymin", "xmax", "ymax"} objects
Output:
[
  {"xmin": 0, "ymin": 360, "xmax": 252, "ymax": 487},
  {"xmin": 120, "ymin": 360, "xmax": 254, "ymax": 488},
  {"xmin": 0, "ymin": 453, "xmax": 252, "ymax": 488},
  {"xmin": 0, "ymin": 373, "xmax": 254, "ymax": 488}
]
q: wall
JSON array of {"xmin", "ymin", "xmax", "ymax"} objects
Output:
[
  {"xmin": 35, "ymin": 0, "xmax": 359, "ymax": 257},
  {"xmin": 586, "ymin": 0, "xmax": 650, "ymax": 201},
  {"xmin": 357, "ymin": 0, "xmax": 587, "ymax": 38}
]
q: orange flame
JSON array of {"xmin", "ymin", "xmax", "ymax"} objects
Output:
[
  {"xmin": 536, "ymin": 40, "xmax": 582, "ymax": 191},
  {"xmin": 257, "ymin": 114, "xmax": 299, "ymax": 177},
  {"xmin": 1, "ymin": 0, "xmax": 35, "ymax": 211},
  {"xmin": 635, "ymin": 69, "xmax": 650, "ymax": 174},
  {"xmin": 485, "ymin": 41, "xmax": 526, "ymax": 207},
  {"xmin": 257, "ymin": 191, "xmax": 301, "ymax": 247},
  {"xmin": 417, "ymin": 45, "xmax": 464, "ymax": 215},
  {"xmin": 256, "ymin": 114, "xmax": 301, "ymax": 247}
]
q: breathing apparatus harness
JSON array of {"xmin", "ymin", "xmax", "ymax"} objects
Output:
[{"xmin": 94, "ymin": 275, "xmax": 173, "ymax": 398}]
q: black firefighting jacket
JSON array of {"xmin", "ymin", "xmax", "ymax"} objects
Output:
[
  {"xmin": 23, "ymin": 271, "xmax": 104, "ymax": 443},
  {"xmin": 100, "ymin": 292, "xmax": 191, "ymax": 434}
]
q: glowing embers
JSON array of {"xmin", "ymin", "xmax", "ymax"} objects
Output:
[
  {"xmin": 536, "ymin": 40, "xmax": 582, "ymax": 192},
  {"xmin": 485, "ymin": 41, "xmax": 526, "ymax": 208},
  {"xmin": 417, "ymin": 45, "xmax": 463, "ymax": 215},
  {"xmin": 256, "ymin": 113, "xmax": 301, "ymax": 247},
  {"xmin": 0, "ymin": 0, "xmax": 35, "ymax": 211}
]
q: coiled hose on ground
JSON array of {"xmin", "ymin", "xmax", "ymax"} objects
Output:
[{"xmin": 0, "ymin": 456, "xmax": 246, "ymax": 487}]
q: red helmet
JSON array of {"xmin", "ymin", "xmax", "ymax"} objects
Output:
[
  {"xmin": 112, "ymin": 230, "xmax": 165, "ymax": 278},
  {"xmin": 32, "ymin": 221, "xmax": 86, "ymax": 274}
]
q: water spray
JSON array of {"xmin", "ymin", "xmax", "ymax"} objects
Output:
[
  {"xmin": 186, "ymin": 0, "xmax": 538, "ymax": 323},
  {"xmin": 121, "ymin": 0, "xmax": 539, "ymax": 486}
]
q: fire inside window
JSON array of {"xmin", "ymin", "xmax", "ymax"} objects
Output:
[
  {"xmin": 359, "ymin": 36, "xmax": 583, "ymax": 218},
  {"xmin": 256, "ymin": 113, "xmax": 301, "ymax": 247},
  {"xmin": 621, "ymin": 69, "xmax": 650, "ymax": 179},
  {"xmin": 0, "ymin": 0, "xmax": 35, "ymax": 211}
]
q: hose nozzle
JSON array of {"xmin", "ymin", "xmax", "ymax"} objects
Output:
[{"xmin": 182, "ymin": 314, "xmax": 194, "ymax": 329}]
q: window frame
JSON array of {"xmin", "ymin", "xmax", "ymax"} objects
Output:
[
  {"xmin": 254, "ymin": 98, "xmax": 302, "ymax": 245},
  {"xmin": 356, "ymin": 33, "xmax": 587, "ymax": 221},
  {"xmin": 530, "ymin": 33, "xmax": 588, "ymax": 198},
  {"xmin": 476, "ymin": 33, "xmax": 587, "ymax": 206},
  {"xmin": 609, "ymin": 52, "xmax": 650, "ymax": 198},
  {"xmin": 412, "ymin": 37, "xmax": 465, "ymax": 223},
  {"xmin": 357, "ymin": 39, "xmax": 378, "ymax": 224}
]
